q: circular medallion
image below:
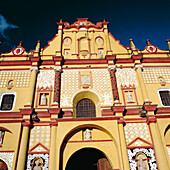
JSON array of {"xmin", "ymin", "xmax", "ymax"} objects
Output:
[
  {"xmin": 95, "ymin": 37, "xmax": 104, "ymax": 46},
  {"xmin": 13, "ymin": 47, "xmax": 24, "ymax": 55},
  {"xmin": 146, "ymin": 45, "xmax": 157, "ymax": 53},
  {"xmin": 63, "ymin": 37, "xmax": 72, "ymax": 46}
]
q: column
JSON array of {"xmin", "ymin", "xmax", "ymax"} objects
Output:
[
  {"xmin": 112, "ymin": 106, "xmax": 130, "ymax": 170},
  {"xmin": 148, "ymin": 119, "xmax": 170, "ymax": 170},
  {"xmin": 144, "ymin": 105, "xmax": 170, "ymax": 170},
  {"xmin": 73, "ymin": 31, "xmax": 77, "ymax": 54},
  {"xmin": 56, "ymin": 20, "xmax": 63, "ymax": 56},
  {"xmin": 90, "ymin": 31, "xmax": 96, "ymax": 57},
  {"xmin": 26, "ymin": 67, "xmax": 38, "ymax": 106},
  {"xmin": 49, "ymin": 122, "xmax": 58, "ymax": 170},
  {"xmin": 104, "ymin": 28, "xmax": 112, "ymax": 55},
  {"xmin": 17, "ymin": 109, "xmax": 33, "ymax": 170},
  {"xmin": 135, "ymin": 65, "xmax": 150, "ymax": 102},
  {"xmin": 53, "ymin": 66, "xmax": 62, "ymax": 106},
  {"xmin": 16, "ymin": 122, "xmax": 32, "ymax": 170},
  {"xmin": 108, "ymin": 66, "xmax": 119, "ymax": 102},
  {"xmin": 48, "ymin": 108, "xmax": 60, "ymax": 170}
]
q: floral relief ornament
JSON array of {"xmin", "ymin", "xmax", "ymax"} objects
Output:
[
  {"xmin": 127, "ymin": 148, "xmax": 157, "ymax": 170},
  {"xmin": 116, "ymin": 68, "xmax": 138, "ymax": 87}
]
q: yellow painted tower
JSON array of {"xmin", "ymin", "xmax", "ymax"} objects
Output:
[{"xmin": 0, "ymin": 18, "xmax": 169, "ymax": 170}]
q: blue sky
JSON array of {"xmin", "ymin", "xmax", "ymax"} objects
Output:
[{"xmin": 0, "ymin": 0, "xmax": 170, "ymax": 53}]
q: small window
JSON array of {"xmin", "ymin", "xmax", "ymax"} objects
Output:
[
  {"xmin": 76, "ymin": 99, "xmax": 96, "ymax": 118},
  {"xmin": 80, "ymin": 22, "xmax": 86, "ymax": 25},
  {"xmin": 0, "ymin": 94, "xmax": 15, "ymax": 111},
  {"xmin": 159, "ymin": 90, "xmax": 170, "ymax": 106}
]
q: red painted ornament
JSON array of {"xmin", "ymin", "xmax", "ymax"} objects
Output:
[{"xmin": 12, "ymin": 47, "xmax": 24, "ymax": 55}]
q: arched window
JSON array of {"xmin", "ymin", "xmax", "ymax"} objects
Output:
[{"xmin": 76, "ymin": 99, "xmax": 96, "ymax": 118}]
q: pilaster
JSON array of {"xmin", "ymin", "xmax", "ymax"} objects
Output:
[
  {"xmin": 135, "ymin": 65, "xmax": 150, "ymax": 103},
  {"xmin": 16, "ymin": 108, "xmax": 33, "ymax": 170},
  {"xmin": 108, "ymin": 65, "xmax": 120, "ymax": 102},
  {"xmin": 112, "ymin": 106, "xmax": 130, "ymax": 170},
  {"xmin": 53, "ymin": 66, "xmax": 62, "ymax": 107},
  {"xmin": 25, "ymin": 67, "xmax": 38, "ymax": 107},
  {"xmin": 48, "ymin": 108, "xmax": 60, "ymax": 170}
]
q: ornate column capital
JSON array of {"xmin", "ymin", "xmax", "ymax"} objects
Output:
[
  {"xmin": 108, "ymin": 65, "xmax": 116, "ymax": 71},
  {"xmin": 134, "ymin": 64, "xmax": 143, "ymax": 70},
  {"xmin": 22, "ymin": 121, "xmax": 32, "ymax": 128},
  {"xmin": 30, "ymin": 66, "xmax": 38, "ymax": 72},
  {"xmin": 54, "ymin": 66, "xmax": 62, "ymax": 72},
  {"xmin": 50, "ymin": 121, "xmax": 58, "ymax": 127},
  {"xmin": 147, "ymin": 115, "xmax": 157, "ymax": 124}
]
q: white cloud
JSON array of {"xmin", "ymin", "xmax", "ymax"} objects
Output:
[{"xmin": 0, "ymin": 14, "xmax": 19, "ymax": 39}]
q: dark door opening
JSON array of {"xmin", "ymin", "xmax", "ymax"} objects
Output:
[{"xmin": 65, "ymin": 148, "xmax": 112, "ymax": 170}]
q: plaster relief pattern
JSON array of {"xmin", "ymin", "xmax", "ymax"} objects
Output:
[
  {"xmin": 0, "ymin": 152, "xmax": 14, "ymax": 170},
  {"xmin": 92, "ymin": 69, "xmax": 113, "ymax": 105},
  {"xmin": 0, "ymin": 71, "xmax": 30, "ymax": 88},
  {"xmin": 124, "ymin": 123, "xmax": 152, "ymax": 146},
  {"xmin": 128, "ymin": 148, "xmax": 157, "ymax": 170},
  {"xmin": 29, "ymin": 126, "xmax": 50, "ymax": 149},
  {"xmin": 37, "ymin": 70, "xmax": 55, "ymax": 88},
  {"xmin": 60, "ymin": 69, "xmax": 113, "ymax": 107},
  {"xmin": 116, "ymin": 68, "xmax": 138, "ymax": 87},
  {"xmin": 142, "ymin": 68, "xmax": 170, "ymax": 84}
]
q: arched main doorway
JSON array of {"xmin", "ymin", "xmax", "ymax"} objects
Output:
[{"xmin": 65, "ymin": 148, "xmax": 112, "ymax": 170}]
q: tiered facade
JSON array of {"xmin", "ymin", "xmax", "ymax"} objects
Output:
[{"xmin": 0, "ymin": 18, "xmax": 169, "ymax": 170}]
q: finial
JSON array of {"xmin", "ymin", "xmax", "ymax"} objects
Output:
[
  {"xmin": 126, "ymin": 46, "xmax": 130, "ymax": 50},
  {"xmin": 166, "ymin": 39, "xmax": 170, "ymax": 50},
  {"xmin": 146, "ymin": 39, "xmax": 151, "ymax": 45},
  {"xmin": 129, "ymin": 39, "xmax": 136, "ymax": 50},
  {"xmin": 35, "ymin": 40, "xmax": 40, "ymax": 52},
  {"xmin": 60, "ymin": 19, "xmax": 62, "ymax": 23},
  {"xmin": 103, "ymin": 19, "xmax": 106, "ymax": 22},
  {"xmin": 18, "ymin": 41, "xmax": 22, "ymax": 47}
]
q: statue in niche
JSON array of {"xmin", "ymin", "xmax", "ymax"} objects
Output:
[
  {"xmin": 137, "ymin": 157, "xmax": 147, "ymax": 170},
  {"xmin": 85, "ymin": 128, "xmax": 91, "ymax": 141},
  {"xmin": 33, "ymin": 159, "xmax": 42, "ymax": 170},
  {"xmin": 127, "ymin": 91, "xmax": 133, "ymax": 102},
  {"xmin": 40, "ymin": 93, "xmax": 47, "ymax": 105},
  {"xmin": 0, "ymin": 130, "xmax": 5, "ymax": 146}
]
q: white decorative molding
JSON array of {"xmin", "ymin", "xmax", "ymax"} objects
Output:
[
  {"xmin": 26, "ymin": 154, "xmax": 49, "ymax": 170},
  {"xmin": 29, "ymin": 126, "xmax": 50, "ymax": 148},
  {"xmin": 102, "ymin": 93, "xmax": 112, "ymax": 105},
  {"xmin": 108, "ymin": 65, "xmax": 116, "ymax": 70},
  {"xmin": 124, "ymin": 123, "xmax": 151, "ymax": 145},
  {"xmin": 54, "ymin": 66, "xmax": 62, "ymax": 72},
  {"xmin": 127, "ymin": 148, "xmax": 157, "ymax": 170},
  {"xmin": 0, "ymin": 91, "xmax": 17, "ymax": 112},
  {"xmin": 0, "ymin": 152, "xmax": 14, "ymax": 170},
  {"xmin": 134, "ymin": 65, "xmax": 143, "ymax": 70},
  {"xmin": 36, "ymin": 70, "xmax": 55, "ymax": 88},
  {"xmin": 142, "ymin": 68, "xmax": 170, "ymax": 84},
  {"xmin": 0, "ymin": 71, "xmax": 30, "ymax": 88},
  {"xmin": 60, "ymin": 69, "xmax": 113, "ymax": 107},
  {"xmin": 30, "ymin": 67, "xmax": 38, "ymax": 72},
  {"xmin": 116, "ymin": 68, "xmax": 138, "ymax": 87}
]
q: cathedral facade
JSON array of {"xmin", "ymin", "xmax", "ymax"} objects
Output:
[{"xmin": 0, "ymin": 18, "xmax": 169, "ymax": 170}]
